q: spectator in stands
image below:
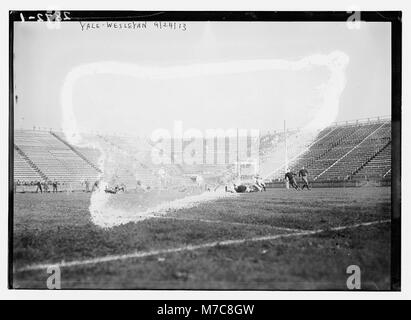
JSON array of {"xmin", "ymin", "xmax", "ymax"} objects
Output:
[
  {"xmin": 298, "ymin": 166, "xmax": 311, "ymax": 190},
  {"xmin": 35, "ymin": 181, "xmax": 42, "ymax": 193},
  {"xmin": 43, "ymin": 181, "xmax": 49, "ymax": 193},
  {"xmin": 285, "ymin": 170, "xmax": 300, "ymax": 190},
  {"xmin": 85, "ymin": 180, "xmax": 90, "ymax": 192},
  {"xmin": 52, "ymin": 180, "xmax": 58, "ymax": 193}
]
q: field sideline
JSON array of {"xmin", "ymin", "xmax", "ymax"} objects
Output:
[{"xmin": 12, "ymin": 187, "xmax": 391, "ymax": 290}]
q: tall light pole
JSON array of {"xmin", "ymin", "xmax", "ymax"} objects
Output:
[
  {"xmin": 236, "ymin": 128, "xmax": 240, "ymax": 180},
  {"xmin": 284, "ymin": 120, "xmax": 288, "ymax": 172}
]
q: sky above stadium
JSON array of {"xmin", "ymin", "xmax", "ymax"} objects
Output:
[{"xmin": 14, "ymin": 21, "xmax": 391, "ymax": 136}]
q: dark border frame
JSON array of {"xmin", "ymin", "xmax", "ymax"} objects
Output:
[{"xmin": 8, "ymin": 10, "xmax": 402, "ymax": 291}]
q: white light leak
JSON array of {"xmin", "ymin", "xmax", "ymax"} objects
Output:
[
  {"xmin": 61, "ymin": 51, "xmax": 349, "ymax": 227},
  {"xmin": 90, "ymin": 189, "xmax": 238, "ymax": 228},
  {"xmin": 61, "ymin": 51, "xmax": 349, "ymax": 143}
]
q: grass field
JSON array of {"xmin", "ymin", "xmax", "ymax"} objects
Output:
[{"xmin": 12, "ymin": 186, "xmax": 391, "ymax": 290}]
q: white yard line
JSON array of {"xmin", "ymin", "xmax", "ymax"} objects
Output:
[
  {"xmin": 150, "ymin": 215, "xmax": 302, "ymax": 233},
  {"xmin": 16, "ymin": 219, "xmax": 390, "ymax": 272}
]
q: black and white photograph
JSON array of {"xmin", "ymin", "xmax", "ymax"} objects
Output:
[{"xmin": 9, "ymin": 10, "xmax": 401, "ymax": 292}]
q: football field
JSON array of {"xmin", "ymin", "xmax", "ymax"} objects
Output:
[{"xmin": 12, "ymin": 186, "xmax": 391, "ymax": 290}]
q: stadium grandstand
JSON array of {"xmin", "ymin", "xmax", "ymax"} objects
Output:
[
  {"xmin": 265, "ymin": 117, "xmax": 391, "ymax": 185},
  {"xmin": 13, "ymin": 116, "xmax": 391, "ymax": 192}
]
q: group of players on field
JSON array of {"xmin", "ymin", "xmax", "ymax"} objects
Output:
[
  {"xmin": 228, "ymin": 166, "xmax": 310, "ymax": 193},
  {"xmin": 284, "ymin": 166, "xmax": 310, "ymax": 190},
  {"xmin": 225, "ymin": 167, "xmax": 310, "ymax": 193},
  {"xmin": 95, "ymin": 166, "xmax": 311, "ymax": 195}
]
